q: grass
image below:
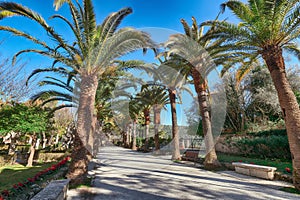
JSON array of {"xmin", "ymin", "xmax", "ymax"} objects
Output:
[
  {"xmin": 0, "ymin": 162, "xmax": 56, "ymax": 192},
  {"xmin": 69, "ymin": 177, "xmax": 93, "ymax": 189},
  {"xmin": 217, "ymin": 153, "xmax": 293, "ymax": 174},
  {"xmin": 280, "ymin": 187, "xmax": 300, "ymax": 195}
]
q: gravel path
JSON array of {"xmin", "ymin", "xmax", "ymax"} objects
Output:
[{"xmin": 67, "ymin": 146, "xmax": 299, "ymax": 200}]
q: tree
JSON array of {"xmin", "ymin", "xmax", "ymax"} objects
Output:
[
  {"xmin": 0, "ymin": 103, "xmax": 53, "ymax": 166},
  {"xmin": 0, "ymin": 1, "xmax": 154, "ymax": 183},
  {"xmin": 165, "ymin": 17, "xmax": 228, "ymax": 169},
  {"xmin": 154, "ymin": 59, "xmax": 190, "ymax": 160},
  {"xmin": 202, "ymin": 0, "xmax": 300, "ymax": 189},
  {"xmin": 140, "ymin": 85, "xmax": 169, "ymax": 151},
  {"xmin": 0, "ymin": 58, "xmax": 36, "ymax": 103},
  {"xmin": 221, "ymin": 73, "xmax": 247, "ymax": 133},
  {"xmin": 129, "ymin": 98, "xmax": 141, "ymax": 150}
]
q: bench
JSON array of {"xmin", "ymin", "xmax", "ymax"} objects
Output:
[
  {"xmin": 31, "ymin": 179, "xmax": 70, "ymax": 200},
  {"xmin": 232, "ymin": 162, "xmax": 277, "ymax": 180},
  {"xmin": 181, "ymin": 149, "xmax": 201, "ymax": 163}
]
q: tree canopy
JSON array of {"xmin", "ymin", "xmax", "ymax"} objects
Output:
[{"xmin": 0, "ymin": 103, "xmax": 53, "ymax": 135}]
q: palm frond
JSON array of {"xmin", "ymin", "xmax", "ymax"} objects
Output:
[
  {"xmin": 31, "ymin": 90, "xmax": 73, "ymax": 103},
  {"xmin": 0, "ymin": 2, "xmax": 67, "ymax": 48},
  {"xmin": 83, "ymin": 0, "xmax": 96, "ymax": 48},
  {"xmin": 0, "ymin": 10, "xmax": 16, "ymax": 19},
  {"xmin": 39, "ymin": 78, "xmax": 73, "ymax": 92},
  {"xmin": 221, "ymin": 1, "xmax": 254, "ymax": 23},
  {"xmin": 99, "ymin": 7, "xmax": 133, "ymax": 43},
  {"xmin": 92, "ymin": 28, "xmax": 155, "ymax": 75},
  {"xmin": 284, "ymin": 43, "xmax": 300, "ymax": 61},
  {"xmin": 281, "ymin": 3, "xmax": 300, "ymax": 44},
  {"xmin": 53, "ymin": 0, "xmax": 69, "ymax": 11},
  {"xmin": 180, "ymin": 18, "xmax": 192, "ymax": 37},
  {"xmin": 0, "ymin": 26, "xmax": 52, "ymax": 50},
  {"xmin": 67, "ymin": 1, "xmax": 85, "ymax": 53}
]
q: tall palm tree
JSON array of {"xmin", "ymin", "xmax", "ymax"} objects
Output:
[
  {"xmin": 202, "ymin": 0, "xmax": 300, "ymax": 189},
  {"xmin": 0, "ymin": 1, "xmax": 154, "ymax": 183},
  {"xmin": 154, "ymin": 59, "xmax": 190, "ymax": 160},
  {"xmin": 165, "ymin": 17, "xmax": 228, "ymax": 169}
]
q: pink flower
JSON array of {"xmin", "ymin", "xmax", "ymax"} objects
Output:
[
  {"xmin": 13, "ymin": 184, "xmax": 18, "ymax": 189},
  {"xmin": 239, "ymin": 160, "xmax": 243, "ymax": 162},
  {"xmin": 285, "ymin": 167, "xmax": 291, "ymax": 173},
  {"xmin": 18, "ymin": 182, "xmax": 24, "ymax": 187},
  {"xmin": 0, "ymin": 195, "xmax": 4, "ymax": 200}
]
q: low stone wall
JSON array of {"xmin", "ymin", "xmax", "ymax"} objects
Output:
[
  {"xmin": 15, "ymin": 152, "xmax": 67, "ymax": 164},
  {"xmin": 0, "ymin": 153, "xmax": 16, "ymax": 166},
  {"xmin": 31, "ymin": 179, "xmax": 70, "ymax": 200}
]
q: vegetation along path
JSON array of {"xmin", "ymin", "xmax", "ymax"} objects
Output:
[{"xmin": 67, "ymin": 146, "xmax": 299, "ymax": 200}]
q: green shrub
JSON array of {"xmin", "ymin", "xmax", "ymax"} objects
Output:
[{"xmin": 233, "ymin": 134, "xmax": 290, "ymax": 160}]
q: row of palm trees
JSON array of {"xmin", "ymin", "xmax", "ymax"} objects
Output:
[{"xmin": 0, "ymin": 0, "xmax": 300, "ymax": 190}]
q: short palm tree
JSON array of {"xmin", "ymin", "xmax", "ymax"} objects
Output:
[
  {"xmin": 129, "ymin": 97, "xmax": 141, "ymax": 150},
  {"xmin": 140, "ymin": 84, "xmax": 169, "ymax": 150},
  {"xmin": 134, "ymin": 94, "xmax": 152, "ymax": 152},
  {"xmin": 202, "ymin": 0, "xmax": 300, "ymax": 189},
  {"xmin": 0, "ymin": 1, "xmax": 154, "ymax": 183}
]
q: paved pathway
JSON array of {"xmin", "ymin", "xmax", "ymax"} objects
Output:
[{"xmin": 67, "ymin": 146, "xmax": 299, "ymax": 200}]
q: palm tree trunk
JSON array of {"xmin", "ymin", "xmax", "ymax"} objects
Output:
[
  {"xmin": 67, "ymin": 73, "xmax": 98, "ymax": 185},
  {"xmin": 192, "ymin": 68, "xmax": 220, "ymax": 169},
  {"xmin": 262, "ymin": 46, "xmax": 300, "ymax": 190},
  {"xmin": 169, "ymin": 89, "xmax": 181, "ymax": 160},
  {"xmin": 132, "ymin": 120, "xmax": 137, "ymax": 150},
  {"xmin": 126, "ymin": 124, "xmax": 130, "ymax": 147},
  {"xmin": 143, "ymin": 109, "xmax": 150, "ymax": 152},
  {"xmin": 153, "ymin": 105, "xmax": 162, "ymax": 151}
]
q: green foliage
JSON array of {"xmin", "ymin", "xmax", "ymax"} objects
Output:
[
  {"xmin": 280, "ymin": 187, "xmax": 300, "ymax": 195},
  {"xmin": 136, "ymin": 137, "xmax": 144, "ymax": 148},
  {"xmin": 222, "ymin": 130, "xmax": 290, "ymax": 161},
  {"xmin": 235, "ymin": 135, "xmax": 290, "ymax": 160},
  {"xmin": 247, "ymin": 129, "xmax": 287, "ymax": 137},
  {"xmin": 0, "ymin": 103, "xmax": 54, "ymax": 136}
]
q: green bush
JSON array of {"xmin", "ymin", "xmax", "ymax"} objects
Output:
[
  {"xmin": 248, "ymin": 129, "xmax": 286, "ymax": 137},
  {"xmin": 233, "ymin": 134, "xmax": 290, "ymax": 160}
]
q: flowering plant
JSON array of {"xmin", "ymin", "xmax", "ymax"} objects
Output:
[{"xmin": 0, "ymin": 156, "xmax": 70, "ymax": 200}]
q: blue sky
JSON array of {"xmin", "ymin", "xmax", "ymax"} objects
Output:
[
  {"xmin": 0, "ymin": 0, "xmax": 238, "ymax": 126},
  {"xmin": 0, "ymin": 0, "xmax": 239, "ymax": 61},
  {"xmin": 0, "ymin": 0, "xmax": 239, "ymax": 86}
]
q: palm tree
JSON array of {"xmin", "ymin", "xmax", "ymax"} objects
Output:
[
  {"xmin": 140, "ymin": 85, "xmax": 169, "ymax": 151},
  {"xmin": 201, "ymin": 0, "xmax": 300, "ymax": 189},
  {"xmin": 154, "ymin": 59, "xmax": 190, "ymax": 160},
  {"xmin": 129, "ymin": 97, "xmax": 144, "ymax": 150},
  {"xmin": 0, "ymin": 1, "xmax": 154, "ymax": 183},
  {"xmin": 165, "ymin": 17, "xmax": 229, "ymax": 169}
]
